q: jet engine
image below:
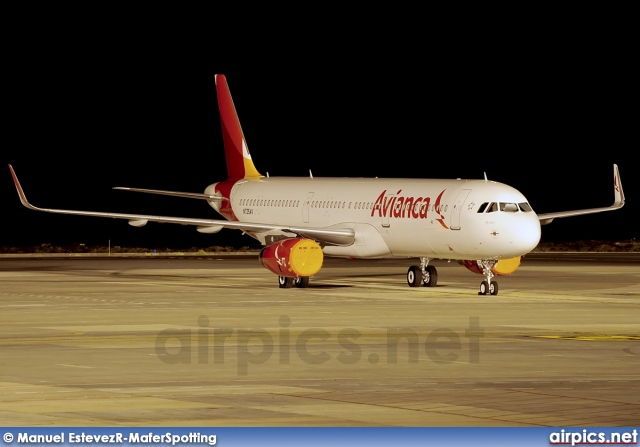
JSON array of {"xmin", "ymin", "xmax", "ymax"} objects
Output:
[
  {"xmin": 459, "ymin": 256, "xmax": 522, "ymax": 276},
  {"xmin": 259, "ymin": 238, "xmax": 324, "ymax": 278}
]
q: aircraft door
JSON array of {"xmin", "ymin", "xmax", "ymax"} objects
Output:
[
  {"xmin": 303, "ymin": 192, "xmax": 313, "ymax": 223},
  {"xmin": 381, "ymin": 193, "xmax": 394, "ymax": 228},
  {"xmin": 450, "ymin": 189, "xmax": 471, "ymax": 230}
]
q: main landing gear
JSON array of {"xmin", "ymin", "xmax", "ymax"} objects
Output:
[
  {"xmin": 278, "ymin": 276, "xmax": 310, "ymax": 289},
  {"xmin": 477, "ymin": 259, "xmax": 499, "ymax": 296},
  {"xmin": 407, "ymin": 257, "xmax": 438, "ymax": 287},
  {"xmin": 407, "ymin": 257, "xmax": 500, "ymax": 295}
]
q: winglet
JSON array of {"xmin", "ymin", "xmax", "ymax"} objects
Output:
[
  {"xmin": 8, "ymin": 164, "xmax": 37, "ymax": 211},
  {"xmin": 613, "ymin": 163, "xmax": 625, "ymax": 208}
]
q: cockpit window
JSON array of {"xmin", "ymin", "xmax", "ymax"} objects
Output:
[
  {"xmin": 477, "ymin": 201, "xmax": 533, "ymax": 213},
  {"xmin": 519, "ymin": 202, "xmax": 532, "ymax": 212},
  {"xmin": 476, "ymin": 202, "xmax": 499, "ymax": 213},
  {"xmin": 500, "ymin": 202, "xmax": 519, "ymax": 212}
]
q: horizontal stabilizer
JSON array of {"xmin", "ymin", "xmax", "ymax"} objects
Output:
[{"xmin": 114, "ymin": 187, "xmax": 226, "ymax": 202}]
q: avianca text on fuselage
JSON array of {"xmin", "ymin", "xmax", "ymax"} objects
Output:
[{"xmin": 371, "ymin": 189, "xmax": 448, "ymax": 227}]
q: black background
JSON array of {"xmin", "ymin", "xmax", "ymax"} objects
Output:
[{"xmin": 2, "ymin": 20, "xmax": 636, "ymax": 249}]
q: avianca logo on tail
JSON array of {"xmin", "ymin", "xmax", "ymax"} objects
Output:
[{"xmin": 371, "ymin": 189, "xmax": 448, "ymax": 228}]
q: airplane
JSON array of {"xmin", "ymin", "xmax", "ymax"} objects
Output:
[{"xmin": 8, "ymin": 74, "xmax": 626, "ymax": 295}]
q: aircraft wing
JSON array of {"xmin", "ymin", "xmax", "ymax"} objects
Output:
[
  {"xmin": 8, "ymin": 165, "xmax": 355, "ymax": 246},
  {"xmin": 537, "ymin": 164, "xmax": 625, "ymax": 225}
]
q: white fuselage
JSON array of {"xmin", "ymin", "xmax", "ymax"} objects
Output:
[{"xmin": 207, "ymin": 177, "xmax": 542, "ymax": 261}]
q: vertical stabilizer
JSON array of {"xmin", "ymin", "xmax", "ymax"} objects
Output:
[{"xmin": 215, "ymin": 74, "xmax": 263, "ymax": 180}]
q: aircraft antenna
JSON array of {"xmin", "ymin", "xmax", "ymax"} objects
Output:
[
  {"xmin": 484, "ymin": 172, "xmax": 488, "ymax": 182},
  {"xmin": 309, "ymin": 169, "xmax": 313, "ymax": 179}
]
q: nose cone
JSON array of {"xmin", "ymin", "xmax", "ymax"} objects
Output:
[
  {"xmin": 491, "ymin": 213, "xmax": 541, "ymax": 258},
  {"xmin": 515, "ymin": 214, "xmax": 542, "ymax": 254}
]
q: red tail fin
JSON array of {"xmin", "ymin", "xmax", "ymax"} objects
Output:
[{"xmin": 215, "ymin": 74, "xmax": 263, "ymax": 180}]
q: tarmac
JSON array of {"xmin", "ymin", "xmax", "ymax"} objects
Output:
[{"xmin": 0, "ymin": 253, "xmax": 638, "ymax": 426}]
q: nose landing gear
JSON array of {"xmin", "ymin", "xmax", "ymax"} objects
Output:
[{"xmin": 477, "ymin": 260, "xmax": 499, "ymax": 295}]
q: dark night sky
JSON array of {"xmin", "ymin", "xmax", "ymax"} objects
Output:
[{"xmin": 2, "ymin": 28, "xmax": 637, "ymax": 249}]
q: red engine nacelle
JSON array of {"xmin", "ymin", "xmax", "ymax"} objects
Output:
[
  {"xmin": 259, "ymin": 238, "xmax": 324, "ymax": 278},
  {"xmin": 459, "ymin": 256, "xmax": 522, "ymax": 276}
]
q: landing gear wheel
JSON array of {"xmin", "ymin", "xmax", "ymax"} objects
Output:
[
  {"xmin": 407, "ymin": 265, "xmax": 423, "ymax": 287},
  {"xmin": 278, "ymin": 276, "xmax": 294, "ymax": 288},
  {"xmin": 479, "ymin": 280, "xmax": 488, "ymax": 295},
  {"xmin": 489, "ymin": 281, "xmax": 499, "ymax": 295},
  {"xmin": 295, "ymin": 277, "xmax": 310, "ymax": 288},
  {"xmin": 424, "ymin": 265, "xmax": 438, "ymax": 287}
]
